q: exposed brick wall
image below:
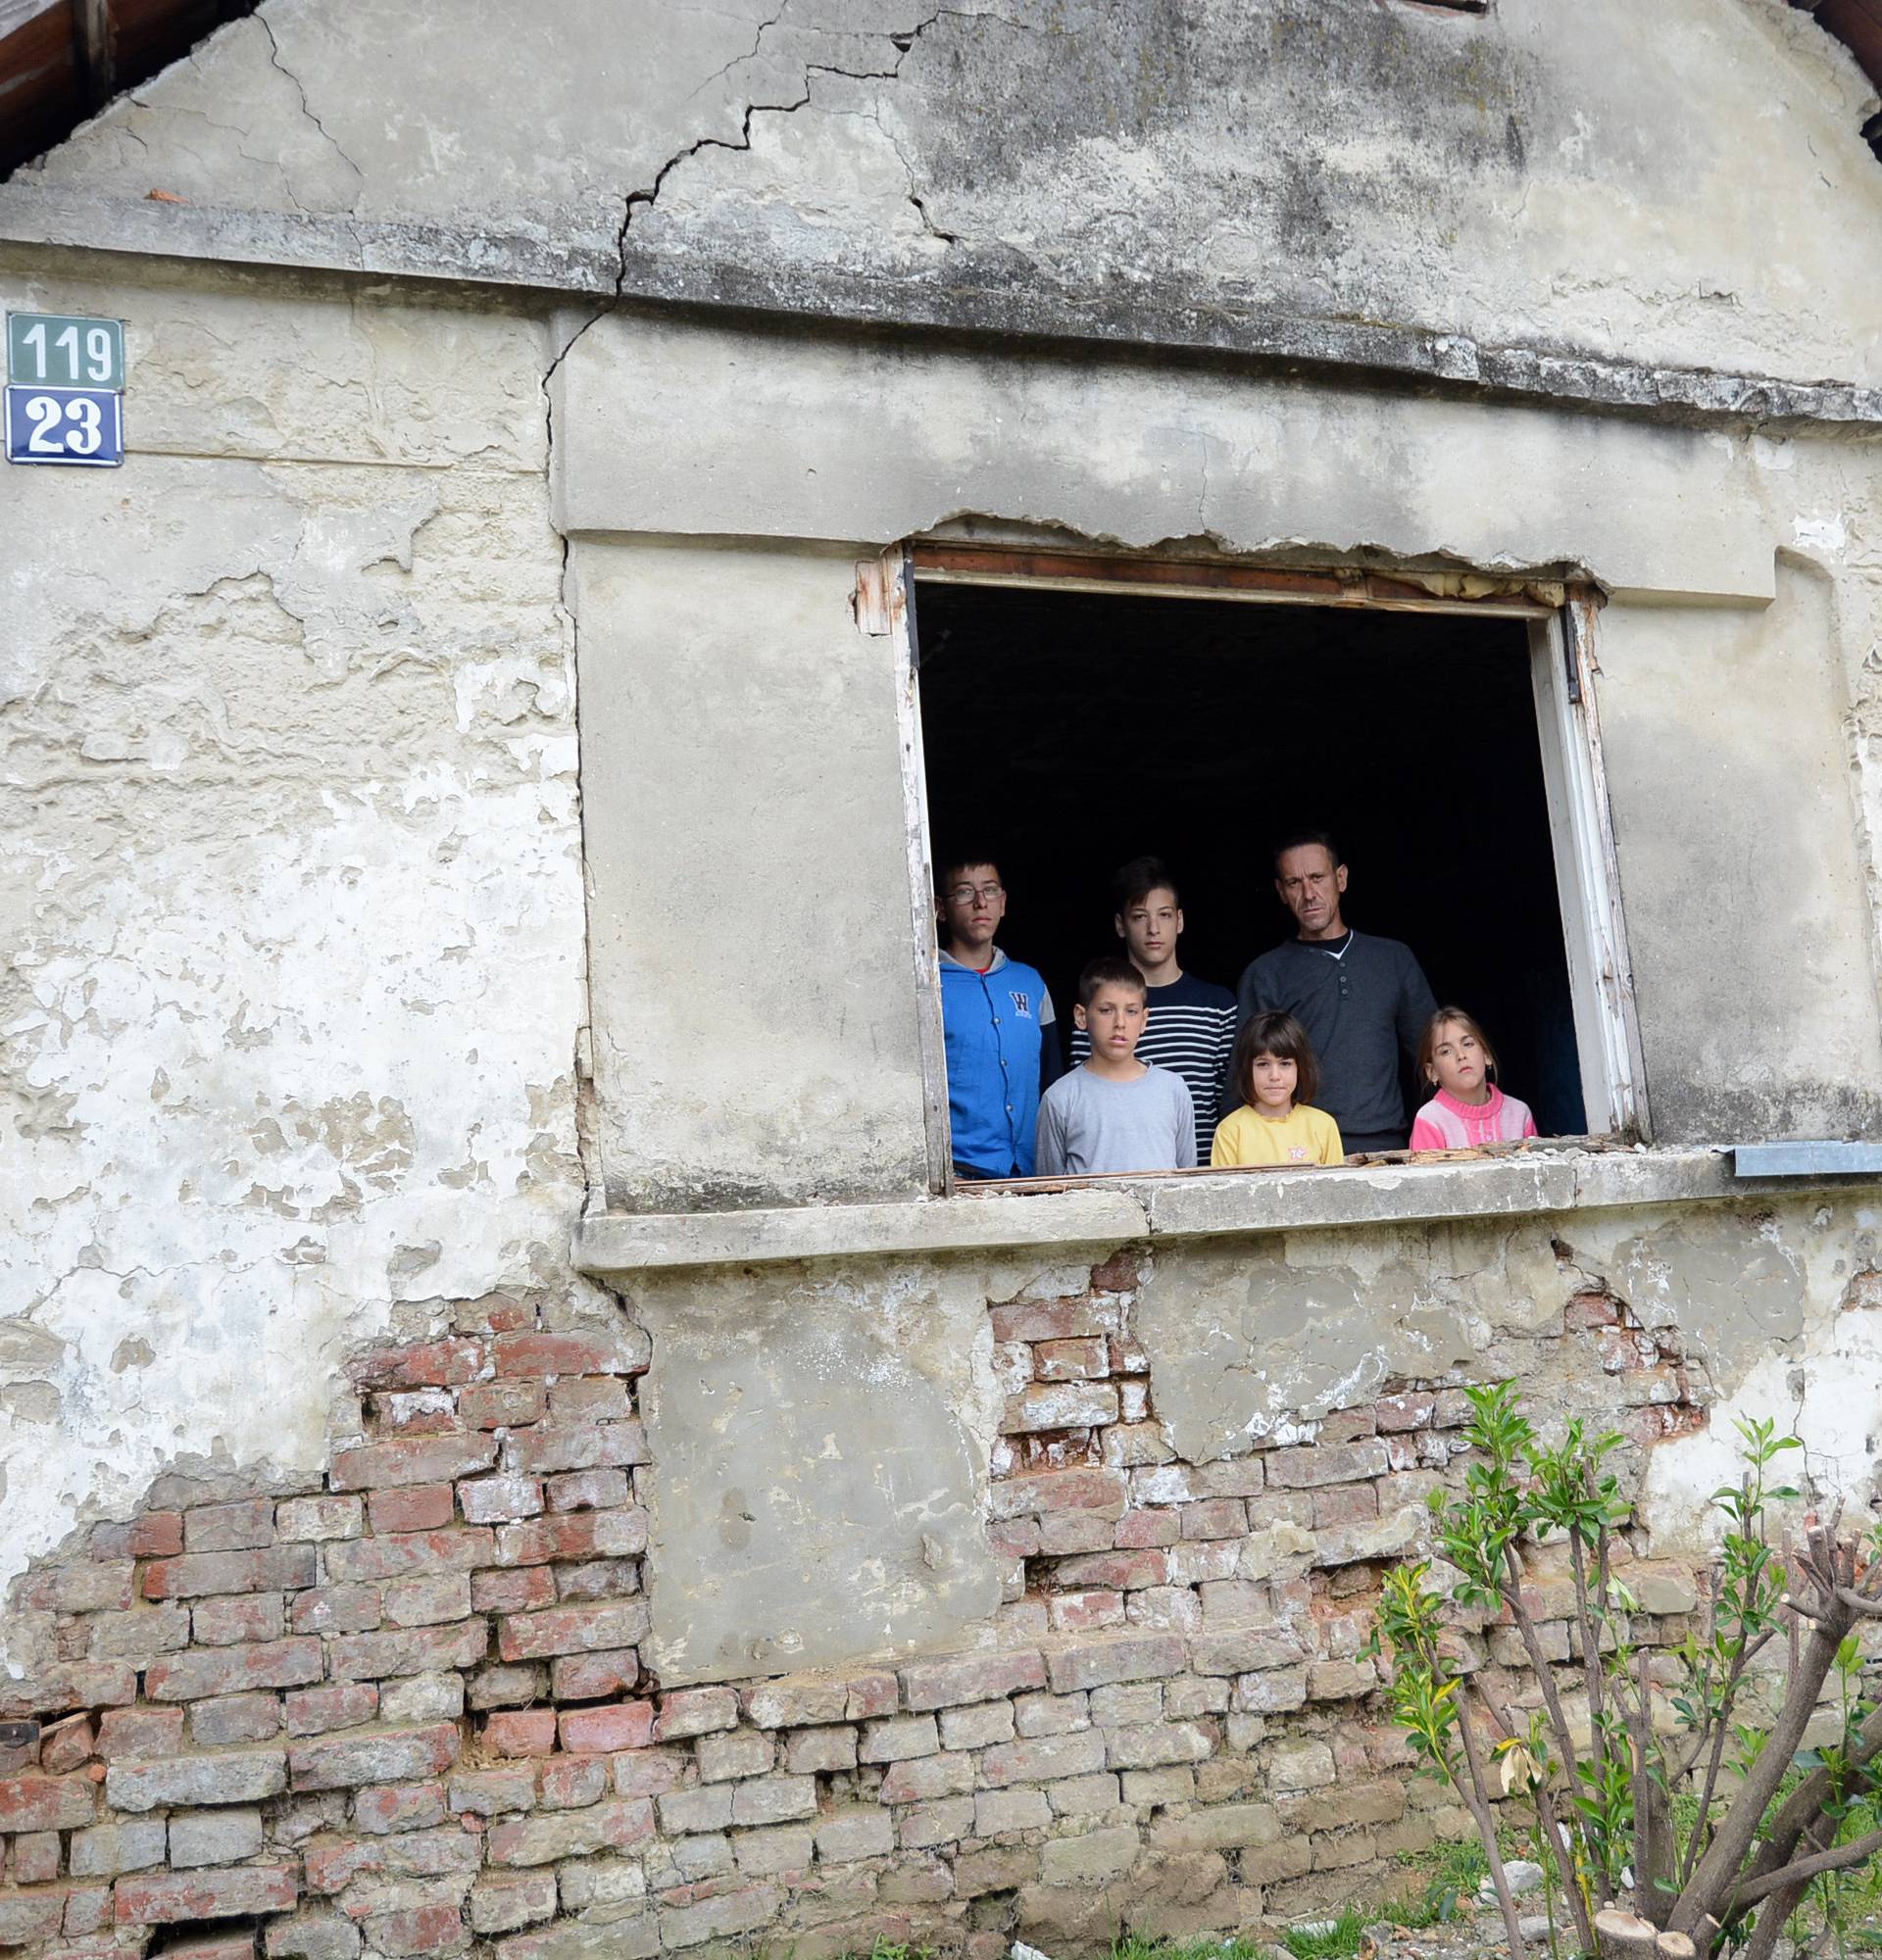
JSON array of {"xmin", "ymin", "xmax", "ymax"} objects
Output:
[{"xmin": 0, "ymin": 1262, "xmax": 1708, "ymax": 1960}]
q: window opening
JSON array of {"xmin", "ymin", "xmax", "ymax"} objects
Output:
[{"xmin": 896, "ymin": 551, "xmax": 1638, "ymax": 1189}]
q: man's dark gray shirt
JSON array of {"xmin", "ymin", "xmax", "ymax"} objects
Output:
[{"xmin": 1235, "ymin": 932, "xmax": 1438, "ymax": 1140}]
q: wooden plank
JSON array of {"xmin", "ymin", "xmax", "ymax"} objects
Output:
[{"xmin": 70, "ymin": 0, "xmax": 112, "ymax": 108}]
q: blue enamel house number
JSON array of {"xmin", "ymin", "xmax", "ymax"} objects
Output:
[{"xmin": 5, "ymin": 313, "xmax": 126, "ymax": 466}]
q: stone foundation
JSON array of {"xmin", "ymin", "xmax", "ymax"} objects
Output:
[{"xmin": 0, "ymin": 1247, "xmax": 1726, "ymax": 1960}]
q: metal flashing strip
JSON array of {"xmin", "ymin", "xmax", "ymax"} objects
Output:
[{"xmin": 1731, "ymin": 1141, "xmax": 1882, "ymax": 1177}]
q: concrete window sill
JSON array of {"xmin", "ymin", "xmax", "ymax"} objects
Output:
[{"xmin": 571, "ymin": 1146, "xmax": 1882, "ymax": 1277}]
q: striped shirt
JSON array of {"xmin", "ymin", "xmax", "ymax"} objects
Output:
[{"xmin": 1070, "ymin": 970, "xmax": 1237, "ymax": 1158}]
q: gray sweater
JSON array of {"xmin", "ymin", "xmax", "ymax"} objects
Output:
[
  {"xmin": 1236, "ymin": 932, "xmax": 1437, "ymax": 1140},
  {"xmin": 1034, "ymin": 1064, "xmax": 1197, "ymax": 1177}
]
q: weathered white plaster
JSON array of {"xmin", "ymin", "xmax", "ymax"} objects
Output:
[{"xmin": 0, "ymin": 261, "xmax": 585, "ymax": 1663}]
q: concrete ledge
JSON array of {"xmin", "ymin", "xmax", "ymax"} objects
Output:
[
  {"xmin": 573, "ymin": 1147, "xmax": 1882, "ymax": 1276},
  {"xmin": 3, "ymin": 192, "xmax": 1880, "ymax": 434}
]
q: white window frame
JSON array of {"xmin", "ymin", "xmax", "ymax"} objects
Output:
[{"xmin": 866, "ymin": 544, "xmax": 1649, "ymax": 1194}]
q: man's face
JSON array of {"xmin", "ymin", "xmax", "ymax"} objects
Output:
[
  {"xmin": 1274, "ymin": 845, "xmax": 1348, "ymax": 938},
  {"xmin": 939, "ymin": 864, "xmax": 1006, "ymax": 953},
  {"xmin": 1115, "ymin": 886, "xmax": 1183, "ymax": 969},
  {"xmin": 1075, "ymin": 982, "xmax": 1148, "ymax": 1060}
]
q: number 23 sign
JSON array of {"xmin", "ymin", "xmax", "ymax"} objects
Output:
[{"xmin": 5, "ymin": 312, "xmax": 125, "ymax": 467}]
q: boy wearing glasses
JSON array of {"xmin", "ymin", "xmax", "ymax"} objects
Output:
[{"xmin": 935, "ymin": 855, "xmax": 1063, "ymax": 1179}]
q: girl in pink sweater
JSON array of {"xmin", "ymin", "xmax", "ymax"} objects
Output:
[{"xmin": 1409, "ymin": 1006, "xmax": 1539, "ymax": 1151}]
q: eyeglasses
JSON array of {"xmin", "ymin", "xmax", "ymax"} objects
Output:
[{"xmin": 944, "ymin": 884, "xmax": 1004, "ymax": 905}]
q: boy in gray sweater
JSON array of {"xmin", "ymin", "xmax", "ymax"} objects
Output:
[{"xmin": 1035, "ymin": 958, "xmax": 1196, "ymax": 1177}]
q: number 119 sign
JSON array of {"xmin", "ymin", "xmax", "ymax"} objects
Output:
[{"xmin": 5, "ymin": 312, "xmax": 125, "ymax": 466}]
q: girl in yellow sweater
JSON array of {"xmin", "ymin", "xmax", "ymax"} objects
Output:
[{"xmin": 1211, "ymin": 1010, "xmax": 1345, "ymax": 1167}]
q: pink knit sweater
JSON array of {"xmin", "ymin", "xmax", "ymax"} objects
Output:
[{"xmin": 1409, "ymin": 1084, "xmax": 1538, "ymax": 1151}]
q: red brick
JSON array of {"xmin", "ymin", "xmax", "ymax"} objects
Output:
[
  {"xmin": 1312, "ymin": 1482, "xmax": 1378, "ymax": 1529},
  {"xmin": 1047, "ymin": 1548, "xmax": 1167, "ymax": 1590},
  {"xmin": 370, "ymin": 1486, "xmax": 457, "ymax": 1534},
  {"xmin": 325, "ymin": 1620, "xmax": 489, "ymax": 1682},
  {"xmin": 611, "ymin": 1746, "xmax": 684, "ymax": 1797},
  {"xmin": 1374, "ymin": 1392, "xmax": 1436, "ymax": 1433},
  {"xmin": 142, "ymin": 1546, "xmax": 316, "ymax": 1600},
  {"xmin": 285, "ymin": 1684, "xmax": 379, "ymax": 1737},
  {"xmin": 1113, "ymin": 1508, "xmax": 1179, "ymax": 1549},
  {"xmin": 549, "ymin": 1650, "xmax": 638, "ymax": 1700},
  {"xmin": 989, "ymin": 1298, "xmax": 1105, "ymax": 1343},
  {"xmin": 1179, "ymin": 1498, "xmax": 1249, "ymax": 1540},
  {"xmin": 1048, "ymin": 1589, "xmax": 1125, "ymax": 1632},
  {"xmin": 653, "ymin": 1686, "xmax": 739, "ymax": 1740},
  {"xmin": 346, "ymin": 1340, "xmax": 484, "ymax": 1391},
  {"xmin": 493, "ymin": 1510, "xmax": 646, "ymax": 1567},
  {"xmin": 557, "ymin": 1702, "xmax": 654, "ymax": 1753},
  {"xmin": 846, "ymin": 1672, "xmax": 899, "ymax": 1719},
  {"xmin": 368, "ymin": 1390, "xmax": 463, "ymax": 1438},
  {"xmin": 547, "ymin": 1377, "xmax": 629, "ymax": 1420},
  {"xmin": 1045, "ymin": 1633, "xmax": 1185, "ymax": 1691},
  {"xmin": 97, "ymin": 1707, "xmax": 185, "ymax": 1759},
  {"xmin": 116, "ymin": 1864, "xmax": 297, "ymax": 1924},
  {"xmin": 354, "ymin": 1783, "xmax": 446, "ymax": 1834},
  {"xmin": 483, "ymin": 1797, "xmax": 653, "ymax": 1866},
  {"xmin": 1564, "ymin": 1292, "xmax": 1620, "ymax": 1331},
  {"xmin": 189, "ymin": 1690, "xmax": 284, "ymax": 1745},
  {"xmin": 382, "ymin": 1573, "xmax": 473, "ymax": 1628},
  {"xmin": 536, "ymin": 1755, "xmax": 608, "ymax": 1810},
  {"xmin": 12, "ymin": 1832, "xmax": 61, "ymax": 1883},
  {"xmin": 146, "ymin": 1639, "xmax": 322, "ymax": 1702},
  {"xmin": 492, "ymin": 1331, "xmax": 648, "ymax": 1378},
  {"xmin": 90, "ymin": 1512, "xmax": 184, "ymax": 1560},
  {"xmin": 1263, "ymin": 1440, "xmax": 1389, "ymax": 1489},
  {"xmin": 39, "ymin": 1713, "xmax": 94, "ymax": 1775},
  {"xmin": 1034, "ymin": 1338, "xmax": 1110, "ymax": 1382},
  {"xmin": 544, "ymin": 1468, "xmax": 631, "ymax": 1513},
  {"xmin": 192, "ymin": 1592, "xmax": 285, "ymax": 1646},
  {"xmin": 505, "ymin": 1423, "xmax": 648, "ymax": 1476},
  {"xmin": 19, "ymin": 1562, "xmax": 135, "ymax": 1613},
  {"xmin": 472, "ymin": 1568, "xmax": 557, "ymax": 1615},
  {"xmin": 458, "ymin": 1477, "xmax": 542, "ymax": 1525},
  {"xmin": 989, "ymin": 1468, "xmax": 1129, "ymax": 1519},
  {"xmin": 63, "ymin": 1883, "xmax": 113, "ymax": 1936},
  {"xmin": 990, "ymin": 1517, "xmax": 1041, "ymax": 1559},
  {"xmin": 498, "ymin": 1600, "xmax": 648, "ymax": 1663},
  {"xmin": 303, "ymin": 1837, "xmax": 381, "ymax": 1892},
  {"xmin": 0, "ymin": 1664, "xmax": 136, "ymax": 1721},
  {"xmin": 185, "ymin": 1499, "xmax": 276, "ymax": 1552},
  {"xmin": 0, "ymin": 1889, "xmax": 68, "ymax": 1943},
  {"xmin": 485, "ymin": 1711, "xmax": 558, "ymax": 1758},
  {"xmin": 291, "ymin": 1585, "xmax": 382, "ymax": 1637},
  {"xmin": 458, "ymin": 1294, "xmax": 531, "ymax": 1335},
  {"xmin": 900, "ymin": 1651, "xmax": 1047, "ymax": 1711},
  {"xmin": 324, "ymin": 1529, "xmax": 493, "ymax": 1584},
  {"xmin": 363, "ymin": 1904, "xmax": 466, "ymax": 1955},
  {"xmin": 459, "ymin": 1380, "xmax": 545, "ymax": 1430},
  {"xmin": 1090, "ymin": 1249, "xmax": 1143, "ymax": 1293},
  {"xmin": 288, "ymin": 1722, "xmax": 460, "ymax": 1791},
  {"xmin": 329, "ymin": 1435, "xmax": 496, "ymax": 1492}
]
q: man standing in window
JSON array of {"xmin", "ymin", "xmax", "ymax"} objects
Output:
[
  {"xmin": 1235, "ymin": 830, "xmax": 1436, "ymax": 1154},
  {"xmin": 936, "ymin": 854, "xmax": 1063, "ymax": 1180}
]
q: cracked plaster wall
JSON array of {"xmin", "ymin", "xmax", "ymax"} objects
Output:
[
  {"xmin": 0, "ymin": 1, "xmax": 1878, "ymax": 403},
  {"xmin": 0, "ymin": 254, "xmax": 592, "ymax": 1666}
]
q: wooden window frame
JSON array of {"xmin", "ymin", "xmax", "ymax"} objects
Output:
[{"xmin": 862, "ymin": 542, "xmax": 1648, "ymax": 1196}]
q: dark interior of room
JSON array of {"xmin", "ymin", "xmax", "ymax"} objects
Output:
[{"xmin": 915, "ymin": 579, "xmax": 1590, "ymax": 1140}]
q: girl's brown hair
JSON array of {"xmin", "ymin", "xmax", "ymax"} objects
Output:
[
  {"xmin": 1417, "ymin": 1005, "xmax": 1500, "ymax": 1085},
  {"xmin": 1231, "ymin": 1010, "xmax": 1320, "ymax": 1111}
]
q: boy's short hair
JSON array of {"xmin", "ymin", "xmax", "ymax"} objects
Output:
[
  {"xmin": 1272, "ymin": 827, "xmax": 1343, "ymax": 873},
  {"xmin": 1231, "ymin": 1010, "xmax": 1321, "ymax": 1109},
  {"xmin": 1077, "ymin": 956, "xmax": 1148, "ymax": 1008},
  {"xmin": 1417, "ymin": 1005, "xmax": 1500, "ymax": 1081},
  {"xmin": 936, "ymin": 852, "xmax": 1002, "ymax": 894},
  {"xmin": 1112, "ymin": 855, "xmax": 1179, "ymax": 912}
]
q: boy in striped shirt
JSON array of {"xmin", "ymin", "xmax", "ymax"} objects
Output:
[{"xmin": 1069, "ymin": 857, "xmax": 1237, "ymax": 1158}]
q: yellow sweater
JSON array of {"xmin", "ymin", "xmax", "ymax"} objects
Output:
[{"xmin": 1210, "ymin": 1102, "xmax": 1344, "ymax": 1168}]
